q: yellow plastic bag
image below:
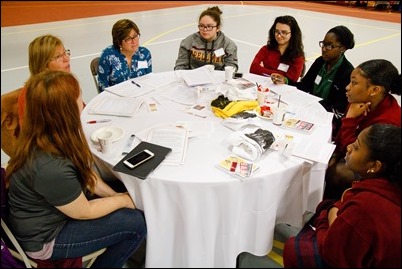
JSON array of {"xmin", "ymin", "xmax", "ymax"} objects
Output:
[{"xmin": 211, "ymin": 99, "xmax": 259, "ymax": 119}]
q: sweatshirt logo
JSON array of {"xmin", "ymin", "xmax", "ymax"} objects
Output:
[{"xmin": 191, "ymin": 47, "xmax": 224, "ymax": 64}]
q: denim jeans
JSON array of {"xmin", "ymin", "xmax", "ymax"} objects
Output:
[{"xmin": 50, "ymin": 208, "xmax": 146, "ymax": 268}]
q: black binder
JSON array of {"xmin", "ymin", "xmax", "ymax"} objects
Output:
[{"xmin": 113, "ymin": 141, "xmax": 172, "ymax": 179}]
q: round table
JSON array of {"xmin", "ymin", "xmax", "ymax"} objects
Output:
[{"xmin": 81, "ymin": 71, "xmax": 332, "ymax": 268}]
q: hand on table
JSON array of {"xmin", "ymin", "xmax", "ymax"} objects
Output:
[{"xmin": 271, "ymin": 73, "xmax": 286, "ymax": 84}]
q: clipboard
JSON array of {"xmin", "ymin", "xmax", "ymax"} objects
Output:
[{"xmin": 113, "ymin": 141, "xmax": 172, "ymax": 179}]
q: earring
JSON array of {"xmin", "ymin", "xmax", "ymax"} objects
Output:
[{"xmin": 367, "ymin": 169, "xmax": 374, "ymax": 173}]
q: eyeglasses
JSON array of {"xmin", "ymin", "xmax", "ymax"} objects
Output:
[
  {"xmin": 50, "ymin": 49, "xmax": 71, "ymax": 62},
  {"xmin": 273, "ymin": 29, "xmax": 291, "ymax": 36},
  {"xmin": 198, "ymin": 24, "xmax": 217, "ymax": 31},
  {"xmin": 319, "ymin": 41, "xmax": 343, "ymax": 50},
  {"xmin": 124, "ymin": 34, "xmax": 140, "ymax": 43}
]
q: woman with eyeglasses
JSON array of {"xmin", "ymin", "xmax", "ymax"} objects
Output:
[
  {"xmin": 274, "ymin": 25, "xmax": 355, "ymax": 139},
  {"xmin": 174, "ymin": 6, "xmax": 238, "ymax": 71},
  {"xmin": 97, "ymin": 19, "xmax": 152, "ymax": 93},
  {"xmin": 1, "ymin": 34, "xmax": 73, "ymax": 158},
  {"xmin": 249, "ymin": 15, "xmax": 305, "ymax": 82}
]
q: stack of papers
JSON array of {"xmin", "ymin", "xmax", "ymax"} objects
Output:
[
  {"xmin": 146, "ymin": 127, "xmax": 188, "ymax": 165},
  {"xmin": 217, "ymin": 155, "xmax": 259, "ymax": 178},
  {"xmin": 281, "ymin": 118, "xmax": 315, "ymax": 133},
  {"xmin": 105, "ymin": 73, "xmax": 177, "ymax": 98},
  {"xmin": 269, "ymin": 84, "xmax": 322, "ymax": 107},
  {"xmin": 177, "ymin": 66, "xmax": 216, "ymax": 86},
  {"xmin": 271, "ymin": 133, "xmax": 335, "ymax": 164},
  {"xmin": 88, "ymin": 95, "xmax": 143, "ymax": 117}
]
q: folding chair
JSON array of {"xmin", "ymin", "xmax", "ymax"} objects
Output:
[
  {"xmin": 90, "ymin": 57, "xmax": 101, "ymax": 93},
  {"xmin": 1, "ymin": 219, "xmax": 106, "ymax": 268}
]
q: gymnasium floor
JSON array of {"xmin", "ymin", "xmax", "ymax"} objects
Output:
[{"xmin": 2, "ymin": 2, "xmax": 400, "ymax": 165}]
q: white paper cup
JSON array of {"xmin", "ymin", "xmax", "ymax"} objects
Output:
[
  {"xmin": 97, "ymin": 131, "xmax": 113, "ymax": 154},
  {"xmin": 272, "ymin": 107, "xmax": 287, "ymax": 125},
  {"xmin": 225, "ymin": 66, "xmax": 235, "ymax": 80}
]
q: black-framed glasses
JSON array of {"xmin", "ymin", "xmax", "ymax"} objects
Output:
[
  {"xmin": 273, "ymin": 29, "xmax": 291, "ymax": 36},
  {"xmin": 50, "ymin": 49, "xmax": 71, "ymax": 62},
  {"xmin": 319, "ymin": 41, "xmax": 343, "ymax": 50},
  {"xmin": 124, "ymin": 34, "xmax": 140, "ymax": 43},
  {"xmin": 198, "ymin": 24, "xmax": 217, "ymax": 31}
]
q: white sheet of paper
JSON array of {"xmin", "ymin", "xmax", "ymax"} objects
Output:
[
  {"xmin": 147, "ymin": 127, "xmax": 188, "ymax": 165},
  {"xmin": 87, "ymin": 95, "xmax": 143, "ymax": 117},
  {"xmin": 178, "ymin": 66, "xmax": 217, "ymax": 86}
]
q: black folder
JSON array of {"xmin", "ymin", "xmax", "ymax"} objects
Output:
[{"xmin": 113, "ymin": 141, "xmax": 172, "ymax": 179}]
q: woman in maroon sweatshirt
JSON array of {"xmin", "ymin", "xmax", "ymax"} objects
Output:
[
  {"xmin": 284, "ymin": 123, "xmax": 401, "ymax": 268},
  {"xmin": 324, "ymin": 59, "xmax": 401, "ymax": 199}
]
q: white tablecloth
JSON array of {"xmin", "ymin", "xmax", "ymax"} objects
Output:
[{"xmin": 81, "ymin": 71, "xmax": 332, "ymax": 268}]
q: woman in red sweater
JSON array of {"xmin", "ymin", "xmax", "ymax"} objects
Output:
[
  {"xmin": 324, "ymin": 59, "xmax": 401, "ymax": 199},
  {"xmin": 249, "ymin": 15, "xmax": 305, "ymax": 82}
]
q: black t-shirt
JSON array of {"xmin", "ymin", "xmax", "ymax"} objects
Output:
[{"xmin": 8, "ymin": 151, "xmax": 82, "ymax": 252}]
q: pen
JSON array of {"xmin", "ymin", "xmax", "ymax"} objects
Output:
[
  {"xmin": 122, "ymin": 134, "xmax": 136, "ymax": 155},
  {"xmin": 131, "ymin": 80, "xmax": 141, "ymax": 88},
  {"xmin": 87, "ymin": 119, "xmax": 111, "ymax": 124}
]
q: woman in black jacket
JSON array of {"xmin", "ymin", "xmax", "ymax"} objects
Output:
[{"xmin": 272, "ymin": 25, "xmax": 355, "ymax": 139}]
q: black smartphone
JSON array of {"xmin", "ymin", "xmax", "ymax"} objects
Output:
[
  {"xmin": 234, "ymin": 72, "xmax": 243, "ymax": 78},
  {"xmin": 123, "ymin": 149, "xmax": 154, "ymax": 169}
]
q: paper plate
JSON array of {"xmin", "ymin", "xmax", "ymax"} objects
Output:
[
  {"xmin": 254, "ymin": 107, "xmax": 273, "ymax": 120},
  {"xmin": 91, "ymin": 126, "xmax": 124, "ymax": 143},
  {"xmin": 254, "ymin": 102, "xmax": 288, "ymax": 120}
]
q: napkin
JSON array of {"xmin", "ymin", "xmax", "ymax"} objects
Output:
[{"xmin": 221, "ymin": 111, "xmax": 261, "ymax": 131}]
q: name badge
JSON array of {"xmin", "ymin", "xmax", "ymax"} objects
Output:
[
  {"xmin": 214, "ymin": 48, "xmax": 225, "ymax": 57},
  {"xmin": 277, "ymin": 63, "xmax": 289, "ymax": 72},
  {"xmin": 314, "ymin": 75, "xmax": 322, "ymax": 85},
  {"xmin": 138, "ymin": 60, "xmax": 148, "ymax": 69}
]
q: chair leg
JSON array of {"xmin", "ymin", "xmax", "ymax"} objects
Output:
[
  {"xmin": 1, "ymin": 219, "xmax": 36, "ymax": 268},
  {"xmin": 82, "ymin": 247, "xmax": 106, "ymax": 268}
]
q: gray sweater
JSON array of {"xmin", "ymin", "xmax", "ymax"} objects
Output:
[{"xmin": 174, "ymin": 31, "xmax": 238, "ymax": 71}]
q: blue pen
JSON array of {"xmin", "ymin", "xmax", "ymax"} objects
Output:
[{"xmin": 131, "ymin": 80, "xmax": 141, "ymax": 88}]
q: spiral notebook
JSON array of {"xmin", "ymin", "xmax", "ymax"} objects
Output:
[{"xmin": 113, "ymin": 141, "xmax": 172, "ymax": 179}]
